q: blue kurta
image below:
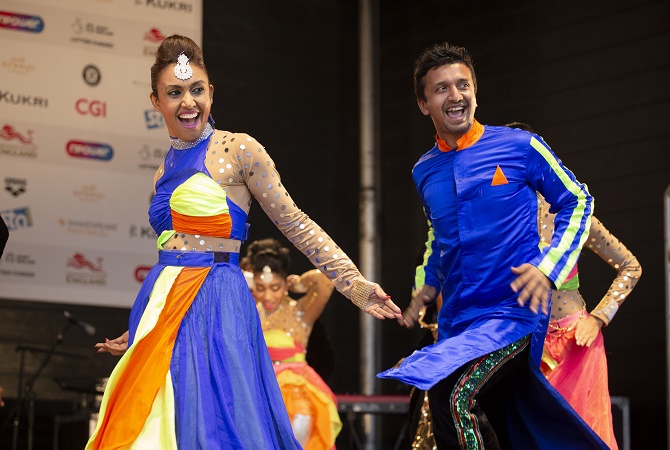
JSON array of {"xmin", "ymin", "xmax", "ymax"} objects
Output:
[{"xmin": 380, "ymin": 124, "xmax": 607, "ymax": 449}]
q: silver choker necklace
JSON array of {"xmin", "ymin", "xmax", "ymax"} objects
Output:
[{"xmin": 170, "ymin": 122, "xmax": 214, "ymax": 150}]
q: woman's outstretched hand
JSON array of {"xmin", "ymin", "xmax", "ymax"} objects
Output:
[
  {"xmin": 363, "ymin": 285, "xmax": 403, "ymax": 320},
  {"xmin": 95, "ymin": 330, "xmax": 129, "ymax": 357}
]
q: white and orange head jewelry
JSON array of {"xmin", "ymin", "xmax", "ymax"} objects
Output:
[{"xmin": 174, "ymin": 53, "xmax": 193, "ymax": 81}]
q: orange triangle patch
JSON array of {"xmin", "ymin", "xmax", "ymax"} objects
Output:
[{"xmin": 491, "ymin": 165, "xmax": 508, "ymax": 186}]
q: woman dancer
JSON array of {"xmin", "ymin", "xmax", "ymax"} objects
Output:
[
  {"xmin": 243, "ymin": 238, "xmax": 340, "ymax": 449},
  {"xmin": 86, "ymin": 35, "xmax": 401, "ymax": 449},
  {"xmin": 538, "ymin": 195, "xmax": 641, "ymax": 449}
]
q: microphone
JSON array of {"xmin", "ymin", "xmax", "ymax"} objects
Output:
[{"xmin": 63, "ymin": 310, "xmax": 96, "ymax": 336}]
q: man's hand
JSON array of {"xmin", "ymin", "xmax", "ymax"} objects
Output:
[
  {"xmin": 362, "ymin": 285, "xmax": 404, "ymax": 321},
  {"xmin": 95, "ymin": 330, "xmax": 129, "ymax": 357},
  {"xmin": 571, "ymin": 315, "xmax": 603, "ymax": 347},
  {"xmin": 0, "ymin": 384, "xmax": 4, "ymax": 408},
  {"xmin": 510, "ymin": 264, "xmax": 551, "ymax": 314},
  {"xmin": 401, "ymin": 285, "xmax": 437, "ymax": 328}
]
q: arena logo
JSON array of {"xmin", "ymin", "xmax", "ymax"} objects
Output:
[
  {"xmin": 144, "ymin": 109, "xmax": 165, "ymax": 130},
  {"xmin": 0, "ymin": 207, "xmax": 33, "ymax": 231},
  {"xmin": 66, "ymin": 140, "xmax": 113, "ymax": 161},
  {"xmin": 0, "ymin": 124, "xmax": 38, "ymax": 159},
  {"xmin": 75, "ymin": 98, "xmax": 106, "ymax": 117},
  {"xmin": 58, "ymin": 218, "xmax": 117, "ymax": 238},
  {"xmin": 0, "ymin": 90, "xmax": 48, "ymax": 108},
  {"xmin": 0, "ymin": 11, "xmax": 44, "ymax": 33},
  {"xmin": 66, "ymin": 252, "xmax": 107, "ymax": 286},
  {"xmin": 82, "ymin": 64, "xmax": 101, "ymax": 87},
  {"xmin": 70, "ymin": 18, "xmax": 114, "ymax": 48},
  {"xmin": 5, "ymin": 176, "xmax": 27, "ymax": 197},
  {"xmin": 134, "ymin": 0, "xmax": 192, "ymax": 13},
  {"xmin": 73, "ymin": 184, "xmax": 105, "ymax": 203},
  {"xmin": 134, "ymin": 265, "xmax": 152, "ymax": 283},
  {"xmin": 1, "ymin": 56, "xmax": 36, "ymax": 75}
]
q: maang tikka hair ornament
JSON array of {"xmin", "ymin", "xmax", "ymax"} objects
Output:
[
  {"xmin": 260, "ymin": 265, "xmax": 274, "ymax": 283},
  {"xmin": 174, "ymin": 53, "xmax": 193, "ymax": 81}
]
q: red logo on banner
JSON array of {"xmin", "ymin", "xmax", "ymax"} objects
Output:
[
  {"xmin": 67, "ymin": 253, "xmax": 105, "ymax": 273},
  {"xmin": 134, "ymin": 265, "xmax": 152, "ymax": 283},
  {"xmin": 75, "ymin": 98, "xmax": 106, "ymax": 117},
  {"xmin": 0, "ymin": 124, "xmax": 33, "ymax": 144},
  {"xmin": 144, "ymin": 28, "xmax": 166, "ymax": 43}
]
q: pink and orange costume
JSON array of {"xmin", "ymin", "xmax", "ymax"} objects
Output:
[
  {"xmin": 539, "ymin": 196, "xmax": 641, "ymax": 449},
  {"xmin": 258, "ymin": 276, "xmax": 341, "ymax": 450}
]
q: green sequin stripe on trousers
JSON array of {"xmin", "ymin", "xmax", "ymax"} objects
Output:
[{"xmin": 449, "ymin": 336, "xmax": 530, "ymax": 449}]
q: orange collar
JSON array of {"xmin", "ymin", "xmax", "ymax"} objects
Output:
[{"xmin": 436, "ymin": 120, "xmax": 484, "ymax": 152}]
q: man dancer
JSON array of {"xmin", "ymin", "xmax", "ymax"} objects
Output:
[{"xmin": 379, "ymin": 43, "xmax": 607, "ymax": 449}]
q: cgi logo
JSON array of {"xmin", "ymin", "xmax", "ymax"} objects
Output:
[
  {"xmin": 134, "ymin": 265, "xmax": 152, "ymax": 283},
  {"xmin": 0, "ymin": 207, "xmax": 33, "ymax": 231},
  {"xmin": 5, "ymin": 177, "xmax": 27, "ymax": 197},
  {"xmin": 76, "ymin": 98, "xmax": 106, "ymax": 117},
  {"xmin": 66, "ymin": 140, "xmax": 113, "ymax": 161},
  {"xmin": 0, "ymin": 11, "xmax": 44, "ymax": 33},
  {"xmin": 144, "ymin": 109, "xmax": 165, "ymax": 129},
  {"xmin": 67, "ymin": 253, "xmax": 105, "ymax": 273}
]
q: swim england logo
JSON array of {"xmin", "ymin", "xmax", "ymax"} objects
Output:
[
  {"xmin": 83, "ymin": 64, "xmax": 101, "ymax": 87},
  {"xmin": 143, "ymin": 27, "xmax": 166, "ymax": 58},
  {"xmin": 135, "ymin": 0, "xmax": 193, "ymax": 13},
  {"xmin": 0, "ymin": 11, "xmax": 44, "ymax": 33},
  {"xmin": 0, "ymin": 124, "xmax": 38, "ymax": 159},
  {"xmin": 66, "ymin": 252, "xmax": 107, "ymax": 286}
]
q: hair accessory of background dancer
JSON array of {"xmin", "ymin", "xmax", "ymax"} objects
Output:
[
  {"xmin": 174, "ymin": 53, "xmax": 193, "ymax": 81},
  {"xmin": 260, "ymin": 265, "xmax": 274, "ymax": 283}
]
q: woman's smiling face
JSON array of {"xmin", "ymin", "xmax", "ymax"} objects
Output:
[{"xmin": 150, "ymin": 62, "xmax": 213, "ymax": 143}]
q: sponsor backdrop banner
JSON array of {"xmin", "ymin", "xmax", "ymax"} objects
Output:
[{"xmin": 0, "ymin": 0, "xmax": 202, "ymax": 307}]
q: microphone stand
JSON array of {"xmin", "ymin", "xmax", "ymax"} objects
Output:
[{"xmin": 4, "ymin": 321, "xmax": 73, "ymax": 450}]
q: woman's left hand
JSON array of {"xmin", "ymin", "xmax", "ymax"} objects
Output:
[
  {"xmin": 364, "ymin": 285, "xmax": 403, "ymax": 320},
  {"xmin": 571, "ymin": 316, "xmax": 603, "ymax": 347}
]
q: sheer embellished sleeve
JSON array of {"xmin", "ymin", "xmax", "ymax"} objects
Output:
[
  {"xmin": 212, "ymin": 132, "xmax": 377, "ymax": 304},
  {"xmin": 586, "ymin": 216, "xmax": 641, "ymax": 326}
]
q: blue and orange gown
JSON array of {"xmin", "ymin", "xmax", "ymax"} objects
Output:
[
  {"xmin": 379, "ymin": 123, "xmax": 608, "ymax": 448},
  {"xmin": 86, "ymin": 123, "xmax": 377, "ymax": 449}
]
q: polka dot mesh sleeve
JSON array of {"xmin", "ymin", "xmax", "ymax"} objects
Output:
[{"xmin": 206, "ymin": 130, "xmax": 376, "ymax": 303}]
